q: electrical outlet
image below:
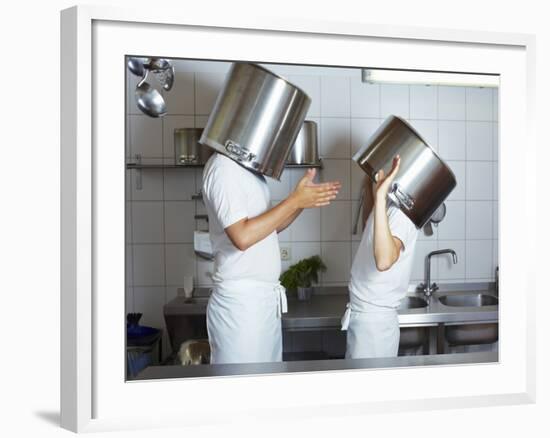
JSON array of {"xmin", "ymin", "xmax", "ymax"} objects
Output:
[{"xmin": 280, "ymin": 246, "xmax": 291, "ymax": 261}]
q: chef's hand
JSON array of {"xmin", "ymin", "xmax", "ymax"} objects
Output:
[
  {"xmin": 373, "ymin": 155, "xmax": 400, "ymax": 201},
  {"xmin": 290, "ymin": 168, "xmax": 341, "ymax": 208}
]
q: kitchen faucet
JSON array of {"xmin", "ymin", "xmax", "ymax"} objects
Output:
[{"xmin": 417, "ymin": 249, "xmax": 458, "ymax": 298}]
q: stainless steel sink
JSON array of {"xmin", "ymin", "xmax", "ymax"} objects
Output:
[
  {"xmin": 439, "ymin": 294, "xmax": 498, "ymax": 307},
  {"xmin": 398, "ymin": 296, "xmax": 428, "ymax": 310},
  {"xmin": 398, "ymin": 296, "xmax": 429, "ymax": 351},
  {"xmin": 438, "ymin": 293, "xmax": 498, "ymax": 346}
]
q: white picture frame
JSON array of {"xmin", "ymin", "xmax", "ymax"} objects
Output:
[{"xmin": 60, "ymin": 5, "xmax": 536, "ymax": 433}]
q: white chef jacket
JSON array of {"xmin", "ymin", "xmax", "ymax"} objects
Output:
[
  {"xmin": 341, "ymin": 202, "xmax": 418, "ymax": 359},
  {"xmin": 201, "ymin": 153, "xmax": 286, "ymax": 364},
  {"xmin": 349, "ymin": 202, "xmax": 419, "ymax": 310},
  {"xmin": 202, "ymin": 153, "xmax": 281, "ymax": 284}
]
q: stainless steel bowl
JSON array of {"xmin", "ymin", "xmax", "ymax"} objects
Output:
[
  {"xmin": 174, "ymin": 128, "xmax": 213, "ymax": 165},
  {"xmin": 199, "ymin": 63, "xmax": 311, "ymax": 180},
  {"xmin": 286, "ymin": 120, "xmax": 320, "ymax": 165},
  {"xmin": 353, "ymin": 115, "xmax": 456, "ymax": 228}
]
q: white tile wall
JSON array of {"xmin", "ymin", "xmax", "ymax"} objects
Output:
[
  {"xmin": 162, "ymin": 71, "xmax": 194, "ymax": 115},
  {"xmin": 438, "ymin": 86, "xmax": 466, "ymax": 120},
  {"xmin": 321, "ymin": 159, "xmax": 351, "ymax": 200},
  {"xmin": 437, "ymin": 201, "xmax": 465, "ymax": 240},
  {"xmin": 195, "ymin": 72, "xmax": 226, "ymax": 115},
  {"xmin": 131, "ymin": 202, "xmax": 164, "ymax": 243},
  {"xmin": 380, "ymin": 84, "xmax": 409, "ymax": 119},
  {"xmin": 466, "ymin": 201, "xmax": 493, "ymax": 239},
  {"xmin": 321, "ymin": 76, "xmax": 350, "ymax": 117},
  {"xmin": 410, "ymin": 85, "xmax": 437, "ymax": 120},
  {"xmin": 466, "ymin": 161, "xmax": 493, "ymax": 200},
  {"xmin": 466, "ymin": 121, "xmax": 493, "ymax": 161},
  {"xmin": 321, "ymin": 201, "xmax": 351, "ymax": 241},
  {"xmin": 164, "ymin": 201, "xmax": 195, "ymax": 243},
  {"xmin": 129, "ymin": 115, "xmax": 162, "ymax": 158},
  {"xmin": 321, "ymin": 118, "xmax": 351, "ymax": 159},
  {"xmin": 466, "ymin": 87, "xmax": 493, "ymax": 121},
  {"xmin": 350, "ymin": 82, "xmax": 379, "ymax": 118},
  {"xmin": 438, "ymin": 121, "xmax": 466, "ymax": 160},
  {"xmin": 466, "ymin": 240, "xmax": 494, "ymax": 279},
  {"xmin": 132, "ymin": 244, "xmax": 165, "ymax": 286},
  {"xmin": 126, "ymin": 61, "xmax": 499, "ymax": 337}
]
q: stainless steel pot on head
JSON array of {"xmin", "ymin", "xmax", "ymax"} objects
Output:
[
  {"xmin": 353, "ymin": 115, "xmax": 456, "ymax": 228},
  {"xmin": 199, "ymin": 62, "xmax": 311, "ymax": 180}
]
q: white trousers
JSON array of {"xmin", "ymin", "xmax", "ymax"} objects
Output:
[
  {"xmin": 206, "ymin": 281, "xmax": 287, "ymax": 364},
  {"xmin": 341, "ymin": 302, "xmax": 400, "ymax": 359}
]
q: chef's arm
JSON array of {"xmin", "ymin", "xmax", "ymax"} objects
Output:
[
  {"xmin": 225, "ymin": 169, "xmax": 340, "ymax": 251},
  {"xmin": 277, "ymin": 208, "xmax": 303, "ymax": 233},
  {"xmin": 371, "ymin": 155, "xmax": 403, "ymax": 271},
  {"xmin": 361, "ymin": 176, "xmax": 374, "ymax": 230},
  {"xmin": 373, "ymin": 195, "xmax": 403, "ymax": 271}
]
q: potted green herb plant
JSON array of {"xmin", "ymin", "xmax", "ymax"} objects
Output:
[{"xmin": 279, "ymin": 255, "xmax": 327, "ymax": 301}]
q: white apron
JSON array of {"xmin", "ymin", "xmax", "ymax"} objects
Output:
[
  {"xmin": 341, "ymin": 300, "xmax": 399, "ymax": 359},
  {"xmin": 206, "ymin": 280, "xmax": 288, "ymax": 364}
]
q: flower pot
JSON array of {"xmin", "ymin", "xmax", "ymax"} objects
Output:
[{"xmin": 297, "ymin": 286, "xmax": 313, "ymax": 301}]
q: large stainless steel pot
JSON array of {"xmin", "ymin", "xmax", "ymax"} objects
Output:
[
  {"xmin": 174, "ymin": 128, "xmax": 213, "ymax": 165},
  {"xmin": 286, "ymin": 120, "xmax": 320, "ymax": 165},
  {"xmin": 199, "ymin": 63, "xmax": 311, "ymax": 180},
  {"xmin": 353, "ymin": 115, "xmax": 456, "ymax": 228}
]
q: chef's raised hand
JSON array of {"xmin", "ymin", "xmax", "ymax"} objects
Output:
[
  {"xmin": 373, "ymin": 155, "xmax": 400, "ymax": 201},
  {"xmin": 291, "ymin": 168, "xmax": 341, "ymax": 208}
]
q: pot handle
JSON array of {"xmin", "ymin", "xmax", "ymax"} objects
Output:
[
  {"xmin": 391, "ymin": 183, "xmax": 415, "ymax": 211},
  {"xmin": 224, "ymin": 140, "xmax": 256, "ymax": 162}
]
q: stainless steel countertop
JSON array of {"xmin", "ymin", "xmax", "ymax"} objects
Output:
[
  {"xmin": 133, "ymin": 351, "xmax": 498, "ymax": 380},
  {"xmin": 163, "ymin": 284, "xmax": 498, "ymax": 329}
]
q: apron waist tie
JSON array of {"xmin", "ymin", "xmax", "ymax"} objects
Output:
[
  {"xmin": 341, "ymin": 302, "xmax": 351, "ymax": 331},
  {"xmin": 275, "ymin": 284, "xmax": 288, "ymax": 318}
]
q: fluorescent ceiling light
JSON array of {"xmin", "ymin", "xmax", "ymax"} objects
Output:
[{"xmin": 361, "ymin": 69, "xmax": 499, "ymax": 87}]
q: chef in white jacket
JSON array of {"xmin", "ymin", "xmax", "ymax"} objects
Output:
[
  {"xmin": 341, "ymin": 155, "xmax": 419, "ymax": 358},
  {"xmin": 202, "ymin": 152, "xmax": 341, "ymax": 364}
]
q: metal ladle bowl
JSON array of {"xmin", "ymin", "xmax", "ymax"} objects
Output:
[
  {"xmin": 127, "ymin": 57, "xmax": 146, "ymax": 77},
  {"xmin": 423, "ymin": 202, "xmax": 446, "ymax": 236},
  {"xmin": 134, "ymin": 70, "xmax": 167, "ymax": 118}
]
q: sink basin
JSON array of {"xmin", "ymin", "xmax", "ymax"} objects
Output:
[
  {"xmin": 439, "ymin": 294, "xmax": 498, "ymax": 307},
  {"xmin": 397, "ymin": 297, "xmax": 429, "ymax": 351},
  {"xmin": 398, "ymin": 296, "xmax": 428, "ymax": 310},
  {"xmin": 445, "ymin": 323, "xmax": 498, "ymax": 346},
  {"xmin": 439, "ymin": 293, "xmax": 499, "ymax": 346}
]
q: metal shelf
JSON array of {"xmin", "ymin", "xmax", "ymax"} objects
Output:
[
  {"xmin": 126, "ymin": 155, "xmax": 323, "ymax": 191},
  {"xmin": 126, "ymin": 161, "xmax": 323, "ymax": 170},
  {"xmin": 126, "ymin": 163, "xmax": 204, "ymax": 169}
]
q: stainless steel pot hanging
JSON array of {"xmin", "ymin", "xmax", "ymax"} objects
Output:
[
  {"xmin": 199, "ymin": 62, "xmax": 311, "ymax": 180},
  {"xmin": 174, "ymin": 128, "xmax": 213, "ymax": 165},
  {"xmin": 286, "ymin": 120, "xmax": 320, "ymax": 166},
  {"xmin": 353, "ymin": 115, "xmax": 456, "ymax": 228}
]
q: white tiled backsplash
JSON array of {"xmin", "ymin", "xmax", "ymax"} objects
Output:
[{"xmin": 126, "ymin": 59, "xmax": 499, "ymax": 310}]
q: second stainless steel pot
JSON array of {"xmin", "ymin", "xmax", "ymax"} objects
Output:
[
  {"xmin": 199, "ymin": 62, "xmax": 311, "ymax": 180},
  {"xmin": 286, "ymin": 120, "xmax": 320, "ymax": 165},
  {"xmin": 353, "ymin": 115, "xmax": 456, "ymax": 228},
  {"xmin": 174, "ymin": 128, "xmax": 213, "ymax": 165}
]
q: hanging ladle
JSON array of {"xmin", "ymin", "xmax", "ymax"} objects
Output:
[
  {"xmin": 127, "ymin": 57, "xmax": 147, "ymax": 77},
  {"xmin": 148, "ymin": 58, "xmax": 175, "ymax": 91},
  {"xmin": 134, "ymin": 69, "xmax": 167, "ymax": 118},
  {"xmin": 423, "ymin": 202, "xmax": 447, "ymax": 236}
]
